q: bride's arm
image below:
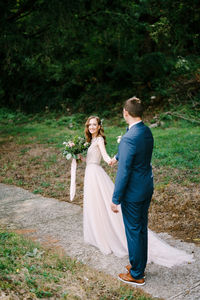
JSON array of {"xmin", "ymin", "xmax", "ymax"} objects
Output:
[{"xmin": 97, "ymin": 137, "xmax": 111, "ymax": 164}]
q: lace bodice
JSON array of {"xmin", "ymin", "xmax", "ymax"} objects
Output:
[{"xmin": 86, "ymin": 136, "xmax": 111, "ymax": 165}]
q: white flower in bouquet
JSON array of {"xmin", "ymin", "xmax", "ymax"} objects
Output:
[{"xmin": 66, "ymin": 153, "xmax": 72, "ymax": 160}]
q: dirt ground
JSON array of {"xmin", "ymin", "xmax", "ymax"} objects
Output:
[{"xmin": 0, "ymin": 142, "xmax": 199, "ymax": 245}]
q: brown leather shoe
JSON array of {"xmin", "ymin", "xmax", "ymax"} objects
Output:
[
  {"xmin": 118, "ymin": 272, "xmax": 145, "ymax": 286},
  {"xmin": 126, "ymin": 264, "xmax": 132, "ymax": 272},
  {"xmin": 125, "ymin": 265, "xmax": 145, "ymax": 278}
]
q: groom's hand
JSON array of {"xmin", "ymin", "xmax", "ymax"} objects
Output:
[
  {"xmin": 111, "ymin": 202, "xmax": 119, "ymax": 213},
  {"xmin": 109, "ymin": 157, "xmax": 117, "ymax": 166}
]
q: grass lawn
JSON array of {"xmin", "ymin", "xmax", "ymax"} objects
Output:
[
  {"xmin": 0, "ymin": 227, "xmax": 152, "ymax": 299},
  {"xmin": 0, "ymin": 110, "xmax": 199, "ymax": 241}
]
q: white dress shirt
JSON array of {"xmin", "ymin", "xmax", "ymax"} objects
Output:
[{"xmin": 129, "ymin": 120, "xmax": 142, "ymax": 129}]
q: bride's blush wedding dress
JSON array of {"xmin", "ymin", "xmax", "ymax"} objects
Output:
[{"xmin": 83, "ymin": 136, "xmax": 194, "ymax": 267}]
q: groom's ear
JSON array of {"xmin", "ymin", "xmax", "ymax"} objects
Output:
[{"xmin": 123, "ymin": 108, "xmax": 129, "ymax": 117}]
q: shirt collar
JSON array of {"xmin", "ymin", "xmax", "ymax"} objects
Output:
[{"xmin": 129, "ymin": 120, "xmax": 142, "ymax": 129}]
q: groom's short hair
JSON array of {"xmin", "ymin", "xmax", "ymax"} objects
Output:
[{"xmin": 124, "ymin": 96, "xmax": 143, "ymax": 118}]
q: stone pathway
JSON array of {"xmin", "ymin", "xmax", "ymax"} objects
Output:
[{"xmin": 0, "ymin": 183, "xmax": 199, "ymax": 299}]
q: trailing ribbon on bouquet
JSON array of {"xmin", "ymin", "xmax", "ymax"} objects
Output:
[{"xmin": 70, "ymin": 158, "xmax": 77, "ymax": 201}]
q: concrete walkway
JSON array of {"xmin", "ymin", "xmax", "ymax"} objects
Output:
[{"xmin": 0, "ymin": 183, "xmax": 199, "ymax": 299}]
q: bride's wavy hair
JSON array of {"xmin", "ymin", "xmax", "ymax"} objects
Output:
[{"xmin": 85, "ymin": 116, "xmax": 106, "ymax": 144}]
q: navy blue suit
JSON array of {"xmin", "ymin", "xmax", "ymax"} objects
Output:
[{"xmin": 112, "ymin": 121, "xmax": 154, "ymax": 279}]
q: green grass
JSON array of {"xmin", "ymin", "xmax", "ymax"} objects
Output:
[
  {"xmin": 105, "ymin": 123, "xmax": 200, "ymax": 184},
  {"xmin": 0, "ymin": 108, "xmax": 199, "ymax": 184},
  {"xmin": 152, "ymin": 126, "xmax": 200, "ymax": 169},
  {"xmin": 0, "ymin": 227, "xmax": 152, "ymax": 299}
]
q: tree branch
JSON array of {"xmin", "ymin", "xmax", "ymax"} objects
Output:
[
  {"xmin": 165, "ymin": 111, "xmax": 200, "ymax": 124},
  {"xmin": 24, "ymin": 24, "xmax": 51, "ymax": 38},
  {"xmin": 6, "ymin": 0, "xmax": 37, "ymax": 22}
]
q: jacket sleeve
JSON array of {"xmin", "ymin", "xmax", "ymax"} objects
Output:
[{"xmin": 112, "ymin": 137, "xmax": 136, "ymax": 204}]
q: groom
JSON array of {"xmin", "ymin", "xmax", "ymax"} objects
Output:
[{"xmin": 110, "ymin": 97, "xmax": 154, "ymax": 286}]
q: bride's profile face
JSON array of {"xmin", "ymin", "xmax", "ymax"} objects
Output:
[{"xmin": 88, "ymin": 118, "xmax": 100, "ymax": 136}]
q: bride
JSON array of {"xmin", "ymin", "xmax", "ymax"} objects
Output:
[{"xmin": 83, "ymin": 115, "xmax": 194, "ymax": 268}]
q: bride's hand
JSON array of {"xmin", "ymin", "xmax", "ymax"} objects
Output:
[{"xmin": 77, "ymin": 154, "xmax": 86, "ymax": 163}]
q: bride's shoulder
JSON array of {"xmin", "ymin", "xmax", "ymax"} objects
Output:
[
  {"xmin": 92, "ymin": 136, "xmax": 104, "ymax": 145},
  {"xmin": 97, "ymin": 135, "xmax": 103, "ymax": 139},
  {"xmin": 96, "ymin": 136, "xmax": 104, "ymax": 142}
]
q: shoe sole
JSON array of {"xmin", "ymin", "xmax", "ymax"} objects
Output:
[{"xmin": 118, "ymin": 276, "xmax": 145, "ymax": 286}]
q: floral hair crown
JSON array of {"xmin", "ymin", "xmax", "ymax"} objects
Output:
[{"xmin": 100, "ymin": 118, "xmax": 104, "ymax": 125}]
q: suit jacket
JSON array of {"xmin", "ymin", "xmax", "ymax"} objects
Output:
[{"xmin": 112, "ymin": 122, "xmax": 154, "ymax": 204}]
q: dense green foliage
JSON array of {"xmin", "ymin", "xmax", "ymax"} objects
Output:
[{"xmin": 1, "ymin": 0, "xmax": 200, "ymax": 113}]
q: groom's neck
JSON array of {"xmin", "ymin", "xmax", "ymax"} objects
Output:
[{"xmin": 127, "ymin": 116, "xmax": 142, "ymax": 126}]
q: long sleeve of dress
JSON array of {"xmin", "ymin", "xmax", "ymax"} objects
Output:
[{"xmin": 97, "ymin": 137, "xmax": 111, "ymax": 164}]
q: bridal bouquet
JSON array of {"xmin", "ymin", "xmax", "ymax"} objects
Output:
[
  {"xmin": 63, "ymin": 136, "xmax": 90, "ymax": 201},
  {"xmin": 63, "ymin": 136, "xmax": 90, "ymax": 160}
]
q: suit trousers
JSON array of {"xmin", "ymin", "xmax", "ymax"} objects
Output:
[{"xmin": 121, "ymin": 194, "xmax": 152, "ymax": 279}]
